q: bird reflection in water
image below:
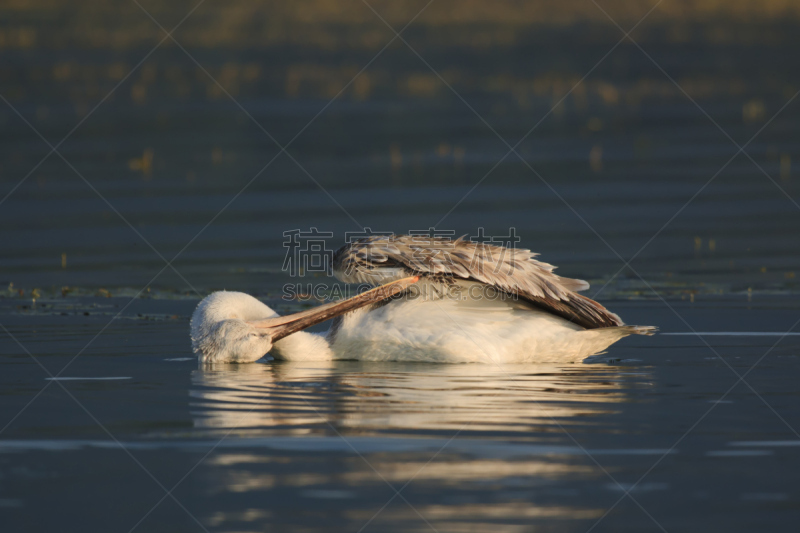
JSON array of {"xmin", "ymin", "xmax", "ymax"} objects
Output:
[
  {"xmin": 189, "ymin": 362, "xmax": 652, "ymax": 531},
  {"xmin": 190, "ymin": 361, "xmax": 642, "ymax": 436}
]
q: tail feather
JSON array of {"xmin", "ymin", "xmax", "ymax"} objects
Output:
[{"xmin": 618, "ymin": 325, "xmax": 658, "ymax": 336}]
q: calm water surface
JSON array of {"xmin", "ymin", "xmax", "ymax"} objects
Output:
[
  {"xmin": 1, "ymin": 297, "xmax": 799, "ymax": 531},
  {"xmin": 2, "ymin": 3, "xmax": 800, "ymax": 531}
]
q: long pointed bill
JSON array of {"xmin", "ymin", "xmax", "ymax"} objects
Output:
[{"xmin": 246, "ymin": 276, "xmax": 419, "ymax": 342}]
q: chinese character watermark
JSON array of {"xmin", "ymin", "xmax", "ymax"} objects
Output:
[{"xmin": 282, "ymin": 228, "xmax": 334, "ymax": 277}]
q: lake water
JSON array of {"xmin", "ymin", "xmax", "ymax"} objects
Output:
[{"xmin": 2, "ymin": 3, "xmax": 800, "ymax": 531}]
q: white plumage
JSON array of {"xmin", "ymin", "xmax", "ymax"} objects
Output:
[
  {"xmin": 191, "ymin": 235, "xmax": 656, "ymax": 364},
  {"xmin": 321, "ymin": 279, "xmax": 652, "ymax": 363}
]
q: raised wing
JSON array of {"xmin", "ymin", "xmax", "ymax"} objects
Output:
[{"xmin": 332, "ymin": 234, "xmax": 623, "ymax": 329}]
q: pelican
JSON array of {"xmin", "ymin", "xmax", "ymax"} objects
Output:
[{"xmin": 191, "ymin": 235, "xmax": 656, "ymax": 364}]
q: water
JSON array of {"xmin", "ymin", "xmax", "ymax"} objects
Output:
[
  {"xmin": 3, "ymin": 297, "xmax": 800, "ymax": 531},
  {"xmin": 2, "ymin": 2, "xmax": 800, "ymax": 531}
]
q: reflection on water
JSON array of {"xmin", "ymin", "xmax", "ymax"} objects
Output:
[
  {"xmin": 199, "ymin": 444, "xmax": 607, "ymax": 531},
  {"xmin": 188, "ymin": 361, "xmax": 653, "ymax": 531},
  {"xmin": 3, "ymin": 314, "xmax": 800, "ymax": 532},
  {"xmin": 191, "ymin": 361, "xmax": 647, "ymax": 436}
]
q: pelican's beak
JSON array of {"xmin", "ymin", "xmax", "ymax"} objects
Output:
[{"xmin": 246, "ymin": 276, "xmax": 419, "ymax": 342}]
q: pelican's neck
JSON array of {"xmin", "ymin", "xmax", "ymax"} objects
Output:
[{"xmin": 270, "ymin": 330, "xmax": 334, "ymax": 361}]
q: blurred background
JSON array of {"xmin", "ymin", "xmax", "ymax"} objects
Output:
[{"xmin": 1, "ymin": 0, "xmax": 799, "ymax": 301}]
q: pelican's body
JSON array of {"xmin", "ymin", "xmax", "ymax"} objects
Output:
[
  {"xmin": 318, "ymin": 279, "xmax": 651, "ymax": 363},
  {"xmin": 191, "ymin": 235, "xmax": 655, "ymax": 363}
]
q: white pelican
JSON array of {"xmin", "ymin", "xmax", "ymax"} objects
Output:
[{"xmin": 191, "ymin": 235, "xmax": 656, "ymax": 363}]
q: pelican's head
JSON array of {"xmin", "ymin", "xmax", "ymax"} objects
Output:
[
  {"xmin": 190, "ymin": 292, "xmax": 278, "ymax": 363},
  {"xmin": 190, "ymin": 277, "xmax": 419, "ymax": 364}
]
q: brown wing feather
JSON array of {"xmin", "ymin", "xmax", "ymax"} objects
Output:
[{"xmin": 332, "ymin": 234, "xmax": 623, "ymax": 329}]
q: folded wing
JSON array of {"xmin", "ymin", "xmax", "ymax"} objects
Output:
[{"xmin": 332, "ymin": 234, "xmax": 624, "ymax": 329}]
